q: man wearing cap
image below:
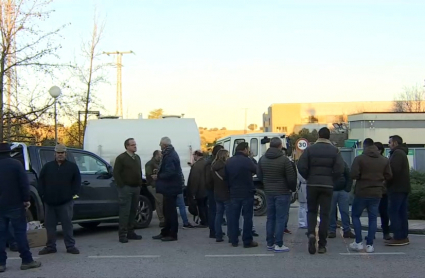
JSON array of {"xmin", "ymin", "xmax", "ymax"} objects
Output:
[
  {"xmin": 187, "ymin": 150, "xmax": 208, "ymax": 227},
  {"xmin": 0, "ymin": 143, "xmax": 41, "ymax": 272},
  {"xmin": 38, "ymin": 144, "xmax": 81, "ymax": 255}
]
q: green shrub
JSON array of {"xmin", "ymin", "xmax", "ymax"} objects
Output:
[{"xmin": 408, "ymin": 170, "xmax": 425, "ymax": 220}]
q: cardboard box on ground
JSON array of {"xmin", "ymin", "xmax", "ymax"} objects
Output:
[{"xmin": 26, "ymin": 221, "xmax": 47, "ymax": 248}]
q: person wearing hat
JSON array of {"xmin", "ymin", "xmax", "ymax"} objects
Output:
[
  {"xmin": 0, "ymin": 143, "xmax": 41, "ymax": 272},
  {"xmin": 187, "ymin": 150, "xmax": 208, "ymax": 227},
  {"xmin": 38, "ymin": 144, "xmax": 81, "ymax": 255}
]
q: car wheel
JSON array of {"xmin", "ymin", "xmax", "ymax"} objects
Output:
[
  {"xmin": 254, "ymin": 189, "xmax": 267, "ymax": 216},
  {"xmin": 134, "ymin": 195, "xmax": 153, "ymax": 229},
  {"xmin": 79, "ymin": 222, "xmax": 101, "ymax": 229}
]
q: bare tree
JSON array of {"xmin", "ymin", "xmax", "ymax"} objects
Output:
[
  {"xmin": 393, "ymin": 86, "xmax": 425, "ymax": 112},
  {"xmin": 0, "ymin": 0, "xmax": 67, "ymax": 141}
]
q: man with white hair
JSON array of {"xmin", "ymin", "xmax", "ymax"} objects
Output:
[{"xmin": 152, "ymin": 137, "xmax": 184, "ymax": 241}]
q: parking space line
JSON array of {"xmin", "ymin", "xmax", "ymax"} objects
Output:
[
  {"xmin": 9, "ymin": 257, "xmax": 39, "ymax": 260},
  {"xmin": 205, "ymin": 254, "xmax": 274, "ymax": 257},
  {"xmin": 88, "ymin": 255, "xmax": 160, "ymax": 258},
  {"xmin": 339, "ymin": 252, "xmax": 406, "ymax": 255}
]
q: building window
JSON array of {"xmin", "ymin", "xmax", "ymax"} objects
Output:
[{"xmin": 276, "ymin": 126, "xmax": 287, "ymax": 132}]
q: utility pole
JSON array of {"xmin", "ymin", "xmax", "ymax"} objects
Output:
[
  {"xmin": 103, "ymin": 51, "xmax": 134, "ymax": 118},
  {"xmin": 243, "ymin": 108, "xmax": 248, "ymax": 134}
]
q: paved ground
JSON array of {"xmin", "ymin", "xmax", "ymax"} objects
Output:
[{"xmin": 3, "ymin": 207, "xmax": 425, "ymax": 278}]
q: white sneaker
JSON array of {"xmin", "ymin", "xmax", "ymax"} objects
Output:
[
  {"xmin": 267, "ymin": 245, "xmax": 275, "ymax": 251},
  {"xmin": 366, "ymin": 245, "xmax": 374, "ymax": 253},
  {"xmin": 274, "ymin": 245, "xmax": 290, "ymax": 253},
  {"xmin": 349, "ymin": 241, "xmax": 364, "ymax": 252}
]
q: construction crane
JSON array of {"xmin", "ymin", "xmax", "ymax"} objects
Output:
[{"xmin": 103, "ymin": 51, "xmax": 134, "ymax": 118}]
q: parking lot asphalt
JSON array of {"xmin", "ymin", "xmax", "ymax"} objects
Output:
[{"xmin": 3, "ymin": 207, "xmax": 425, "ymax": 278}]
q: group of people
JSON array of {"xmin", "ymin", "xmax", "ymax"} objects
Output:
[
  {"xmin": 296, "ymin": 129, "xmax": 411, "ymax": 254},
  {"xmin": 0, "ymin": 128, "xmax": 412, "ymax": 272}
]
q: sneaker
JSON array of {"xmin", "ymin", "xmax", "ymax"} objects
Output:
[
  {"xmin": 383, "ymin": 233, "xmax": 392, "ymax": 241},
  {"xmin": 274, "ymin": 245, "xmax": 290, "ymax": 253},
  {"xmin": 349, "ymin": 241, "xmax": 364, "ymax": 252},
  {"xmin": 152, "ymin": 234, "xmax": 164, "ymax": 240},
  {"xmin": 284, "ymin": 229, "xmax": 292, "ymax": 234},
  {"xmin": 216, "ymin": 238, "xmax": 224, "ymax": 243},
  {"xmin": 385, "ymin": 238, "xmax": 409, "ymax": 246},
  {"xmin": 183, "ymin": 223, "xmax": 195, "ymax": 229},
  {"xmin": 0, "ymin": 265, "xmax": 5, "ymax": 273},
  {"xmin": 20, "ymin": 261, "xmax": 41, "ymax": 271},
  {"xmin": 267, "ymin": 245, "xmax": 275, "ymax": 251},
  {"xmin": 196, "ymin": 224, "xmax": 208, "ymax": 228},
  {"xmin": 328, "ymin": 232, "xmax": 336, "ymax": 238},
  {"xmin": 38, "ymin": 247, "xmax": 57, "ymax": 255},
  {"xmin": 366, "ymin": 245, "xmax": 374, "ymax": 253},
  {"xmin": 161, "ymin": 236, "xmax": 177, "ymax": 242},
  {"xmin": 308, "ymin": 234, "xmax": 316, "ymax": 255},
  {"xmin": 318, "ymin": 246, "xmax": 327, "ymax": 254},
  {"xmin": 119, "ymin": 237, "xmax": 128, "ymax": 243},
  {"xmin": 243, "ymin": 241, "xmax": 259, "ymax": 248},
  {"xmin": 343, "ymin": 231, "xmax": 356, "ymax": 239},
  {"xmin": 252, "ymin": 231, "xmax": 259, "ymax": 237},
  {"xmin": 127, "ymin": 233, "xmax": 142, "ymax": 240},
  {"xmin": 299, "ymin": 226, "xmax": 308, "ymax": 229},
  {"xmin": 9, "ymin": 244, "xmax": 18, "ymax": 252},
  {"xmin": 67, "ymin": 247, "xmax": 80, "ymax": 254}
]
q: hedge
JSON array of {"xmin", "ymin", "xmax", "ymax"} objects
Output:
[{"xmin": 408, "ymin": 170, "xmax": 425, "ymax": 220}]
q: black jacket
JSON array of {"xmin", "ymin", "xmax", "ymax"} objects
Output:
[
  {"xmin": 333, "ymin": 162, "xmax": 353, "ymax": 192},
  {"xmin": 257, "ymin": 148, "xmax": 297, "ymax": 195},
  {"xmin": 211, "ymin": 160, "xmax": 230, "ymax": 202},
  {"xmin": 387, "ymin": 145, "xmax": 411, "ymax": 194},
  {"xmin": 0, "ymin": 154, "xmax": 30, "ymax": 210},
  {"xmin": 156, "ymin": 146, "xmax": 184, "ymax": 197},
  {"xmin": 297, "ymin": 138, "xmax": 345, "ymax": 189},
  {"xmin": 187, "ymin": 158, "xmax": 207, "ymax": 199},
  {"xmin": 225, "ymin": 152, "xmax": 257, "ymax": 199},
  {"xmin": 39, "ymin": 160, "xmax": 81, "ymax": 206}
]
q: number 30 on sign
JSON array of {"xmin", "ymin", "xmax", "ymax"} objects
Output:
[{"xmin": 296, "ymin": 138, "xmax": 309, "ymax": 151}]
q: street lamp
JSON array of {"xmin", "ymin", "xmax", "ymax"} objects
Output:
[{"xmin": 49, "ymin": 86, "xmax": 61, "ymax": 145}]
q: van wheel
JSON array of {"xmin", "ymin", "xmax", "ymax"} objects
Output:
[
  {"xmin": 134, "ymin": 195, "xmax": 153, "ymax": 229},
  {"xmin": 79, "ymin": 222, "xmax": 101, "ymax": 229},
  {"xmin": 254, "ymin": 189, "xmax": 267, "ymax": 216}
]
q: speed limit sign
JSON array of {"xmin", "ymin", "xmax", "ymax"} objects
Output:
[{"xmin": 296, "ymin": 138, "xmax": 309, "ymax": 151}]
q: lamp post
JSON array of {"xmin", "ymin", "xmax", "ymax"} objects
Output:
[{"xmin": 49, "ymin": 86, "xmax": 62, "ymax": 145}]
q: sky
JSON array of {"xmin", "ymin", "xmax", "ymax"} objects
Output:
[{"xmin": 38, "ymin": 0, "xmax": 425, "ymax": 129}]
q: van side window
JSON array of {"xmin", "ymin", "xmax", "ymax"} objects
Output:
[
  {"xmin": 72, "ymin": 152, "xmax": 108, "ymax": 175},
  {"xmin": 250, "ymin": 138, "xmax": 258, "ymax": 157},
  {"xmin": 39, "ymin": 150, "xmax": 55, "ymax": 166},
  {"xmin": 233, "ymin": 139, "xmax": 245, "ymax": 155},
  {"xmin": 223, "ymin": 140, "xmax": 231, "ymax": 151}
]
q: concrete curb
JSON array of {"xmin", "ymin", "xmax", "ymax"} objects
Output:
[{"xmin": 359, "ymin": 225, "xmax": 425, "ymax": 235}]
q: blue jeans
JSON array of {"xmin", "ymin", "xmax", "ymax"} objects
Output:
[
  {"xmin": 229, "ymin": 197, "xmax": 254, "ymax": 246},
  {"xmin": 207, "ymin": 190, "xmax": 216, "ymax": 233},
  {"xmin": 388, "ymin": 193, "xmax": 409, "ymax": 240},
  {"xmin": 176, "ymin": 194, "xmax": 189, "ymax": 225},
  {"xmin": 351, "ymin": 197, "xmax": 380, "ymax": 246},
  {"xmin": 266, "ymin": 194, "xmax": 291, "ymax": 247},
  {"xmin": 329, "ymin": 191, "xmax": 351, "ymax": 233},
  {"xmin": 215, "ymin": 200, "xmax": 230, "ymax": 240},
  {"xmin": 0, "ymin": 208, "xmax": 33, "ymax": 265}
]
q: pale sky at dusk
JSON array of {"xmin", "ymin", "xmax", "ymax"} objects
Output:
[{"xmin": 44, "ymin": 0, "xmax": 425, "ymax": 129}]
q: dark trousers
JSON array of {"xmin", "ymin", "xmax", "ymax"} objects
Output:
[
  {"xmin": 229, "ymin": 196, "xmax": 254, "ymax": 246},
  {"xmin": 118, "ymin": 186, "xmax": 139, "ymax": 238},
  {"xmin": 215, "ymin": 200, "xmax": 230, "ymax": 240},
  {"xmin": 161, "ymin": 195, "xmax": 178, "ymax": 238},
  {"xmin": 307, "ymin": 186, "xmax": 333, "ymax": 247},
  {"xmin": 196, "ymin": 197, "xmax": 208, "ymax": 226},
  {"xmin": 0, "ymin": 207, "xmax": 33, "ymax": 266},
  {"xmin": 379, "ymin": 194, "xmax": 390, "ymax": 235},
  {"xmin": 207, "ymin": 190, "xmax": 216, "ymax": 234},
  {"xmin": 388, "ymin": 192, "xmax": 409, "ymax": 240},
  {"xmin": 45, "ymin": 201, "xmax": 75, "ymax": 249},
  {"xmin": 7, "ymin": 221, "xmax": 16, "ymax": 248}
]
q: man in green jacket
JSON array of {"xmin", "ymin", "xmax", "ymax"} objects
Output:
[
  {"xmin": 145, "ymin": 150, "xmax": 164, "ymax": 227},
  {"xmin": 113, "ymin": 138, "xmax": 143, "ymax": 243}
]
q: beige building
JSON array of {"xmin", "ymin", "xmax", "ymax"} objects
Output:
[
  {"xmin": 262, "ymin": 101, "xmax": 394, "ymax": 134},
  {"xmin": 348, "ymin": 112, "xmax": 425, "ymax": 147}
]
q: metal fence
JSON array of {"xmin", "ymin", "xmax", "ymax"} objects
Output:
[{"xmin": 340, "ymin": 148, "xmax": 425, "ymax": 172}]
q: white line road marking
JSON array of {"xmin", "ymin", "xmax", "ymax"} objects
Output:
[
  {"xmin": 88, "ymin": 255, "xmax": 160, "ymax": 259},
  {"xmin": 340, "ymin": 252, "xmax": 406, "ymax": 255},
  {"xmin": 205, "ymin": 254, "xmax": 274, "ymax": 257},
  {"xmin": 9, "ymin": 257, "xmax": 39, "ymax": 260}
]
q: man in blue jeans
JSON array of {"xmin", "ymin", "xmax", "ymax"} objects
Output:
[
  {"xmin": 257, "ymin": 138, "xmax": 297, "ymax": 252},
  {"xmin": 225, "ymin": 142, "xmax": 258, "ymax": 248},
  {"xmin": 385, "ymin": 135, "xmax": 411, "ymax": 246},
  {"xmin": 328, "ymin": 162, "xmax": 355, "ymax": 239},
  {"xmin": 0, "ymin": 143, "xmax": 41, "ymax": 272},
  {"xmin": 349, "ymin": 138, "xmax": 392, "ymax": 253}
]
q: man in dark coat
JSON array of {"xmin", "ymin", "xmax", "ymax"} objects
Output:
[
  {"xmin": 38, "ymin": 144, "xmax": 81, "ymax": 255},
  {"xmin": 0, "ymin": 143, "xmax": 41, "ymax": 272},
  {"xmin": 152, "ymin": 137, "xmax": 183, "ymax": 241},
  {"xmin": 298, "ymin": 127, "xmax": 345, "ymax": 255},
  {"xmin": 187, "ymin": 150, "xmax": 208, "ymax": 227},
  {"xmin": 146, "ymin": 150, "xmax": 164, "ymax": 227},
  {"xmin": 385, "ymin": 135, "xmax": 411, "ymax": 246},
  {"xmin": 225, "ymin": 142, "xmax": 258, "ymax": 248}
]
